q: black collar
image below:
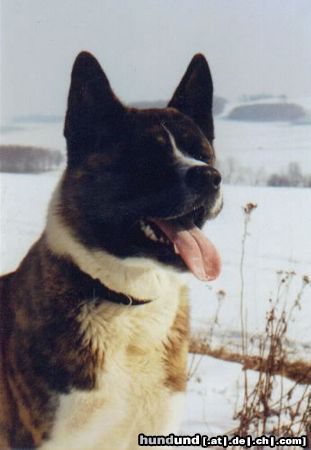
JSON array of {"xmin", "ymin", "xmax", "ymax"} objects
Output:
[
  {"xmin": 92, "ymin": 277, "xmax": 152, "ymax": 306},
  {"xmin": 52, "ymin": 253, "xmax": 152, "ymax": 307}
]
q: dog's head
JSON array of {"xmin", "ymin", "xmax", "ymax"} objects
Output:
[{"xmin": 60, "ymin": 52, "xmax": 222, "ymax": 281}]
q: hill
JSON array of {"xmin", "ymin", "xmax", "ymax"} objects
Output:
[{"xmin": 227, "ymin": 102, "xmax": 306, "ymax": 122}]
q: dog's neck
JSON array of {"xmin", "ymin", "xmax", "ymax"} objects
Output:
[{"xmin": 45, "ymin": 183, "xmax": 184, "ymax": 303}]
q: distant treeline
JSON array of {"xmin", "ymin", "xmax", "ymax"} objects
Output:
[
  {"xmin": 220, "ymin": 158, "xmax": 311, "ymax": 188},
  {"xmin": 267, "ymin": 162, "xmax": 311, "ymax": 188},
  {"xmin": 0, "ymin": 145, "xmax": 64, "ymax": 173}
]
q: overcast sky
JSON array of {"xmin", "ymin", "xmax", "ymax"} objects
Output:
[{"xmin": 1, "ymin": 0, "xmax": 311, "ymax": 119}]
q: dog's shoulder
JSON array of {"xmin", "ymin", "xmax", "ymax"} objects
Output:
[{"xmin": 39, "ymin": 279, "xmax": 189, "ymax": 450}]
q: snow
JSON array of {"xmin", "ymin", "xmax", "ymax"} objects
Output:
[
  {"xmin": 0, "ymin": 122, "xmax": 66, "ymax": 152},
  {"xmin": 215, "ymin": 119, "xmax": 311, "ymax": 175},
  {"xmin": 1, "ymin": 109, "xmax": 310, "ymax": 442},
  {"xmin": 2, "ymin": 174, "xmax": 310, "ymax": 342},
  {"xmin": 1, "ymin": 170, "xmax": 310, "ymax": 440},
  {"xmin": 0, "ymin": 171, "xmax": 60, "ymax": 271},
  {"xmin": 1, "ymin": 97, "xmax": 311, "ymax": 179},
  {"xmin": 185, "ymin": 357, "xmax": 240, "ymax": 436},
  {"xmin": 188, "ymin": 184, "xmax": 311, "ymax": 352},
  {"xmin": 183, "ymin": 354, "xmax": 309, "ymax": 443}
]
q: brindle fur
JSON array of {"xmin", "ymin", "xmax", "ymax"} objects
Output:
[
  {"xmin": 0, "ymin": 236, "xmax": 189, "ymax": 447},
  {"xmin": 0, "ymin": 52, "xmax": 221, "ymax": 449}
]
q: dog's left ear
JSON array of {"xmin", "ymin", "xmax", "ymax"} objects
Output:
[{"xmin": 168, "ymin": 54, "xmax": 214, "ymax": 142}]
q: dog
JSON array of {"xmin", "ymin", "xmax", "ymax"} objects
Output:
[{"xmin": 0, "ymin": 52, "xmax": 222, "ymax": 449}]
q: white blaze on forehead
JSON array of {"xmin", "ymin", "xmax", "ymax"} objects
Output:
[{"xmin": 161, "ymin": 123, "xmax": 207, "ymax": 168}]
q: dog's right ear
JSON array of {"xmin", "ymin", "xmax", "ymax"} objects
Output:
[{"xmin": 64, "ymin": 52, "xmax": 124, "ymax": 165}]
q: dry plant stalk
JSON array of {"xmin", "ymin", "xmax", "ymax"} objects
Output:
[
  {"xmin": 189, "ymin": 201, "xmax": 310, "ymax": 449},
  {"xmin": 188, "ymin": 289, "xmax": 226, "ymax": 381},
  {"xmin": 239, "ymin": 203, "xmax": 257, "ymax": 422},
  {"xmin": 233, "ymin": 205, "xmax": 311, "ymax": 446}
]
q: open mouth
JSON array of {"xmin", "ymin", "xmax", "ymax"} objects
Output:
[{"xmin": 139, "ymin": 206, "xmax": 221, "ymax": 281}]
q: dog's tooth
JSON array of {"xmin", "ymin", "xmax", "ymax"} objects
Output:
[
  {"xmin": 140, "ymin": 221, "xmax": 171, "ymax": 244},
  {"xmin": 146, "ymin": 226, "xmax": 154, "ymax": 237},
  {"xmin": 174, "ymin": 244, "xmax": 180, "ymax": 254},
  {"xmin": 141, "ymin": 223, "xmax": 157, "ymax": 241},
  {"xmin": 149, "ymin": 230, "xmax": 157, "ymax": 241},
  {"xmin": 150, "ymin": 230, "xmax": 157, "ymax": 241}
]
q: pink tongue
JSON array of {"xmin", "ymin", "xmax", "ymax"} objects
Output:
[{"xmin": 153, "ymin": 220, "xmax": 221, "ymax": 281}]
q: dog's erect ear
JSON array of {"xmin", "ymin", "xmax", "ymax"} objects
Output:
[
  {"xmin": 64, "ymin": 52, "xmax": 125, "ymax": 164},
  {"xmin": 168, "ymin": 54, "xmax": 214, "ymax": 142}
]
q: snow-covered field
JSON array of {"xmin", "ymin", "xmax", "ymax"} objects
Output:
[
  {"xmin": 1, "ymin": 169, "xmax": 310, "ymax": 442},
  {"xmin": 2, "ymin": 171, "xmax": 310, "ymax": 342},
  {"xmin": 1, "ymin": 109, "xmax": 310, "ymax": 444},
  {"xmin": 216, "ymin": 119, "xmax": 311, "ymax": 176},
  {"xmin": 2, "ymin": 96, "xmax": 311, "ymax": 180}
]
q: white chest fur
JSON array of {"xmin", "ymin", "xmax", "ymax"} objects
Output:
[
  {"xmin": 40, "ymin": 285, "xmax": 184, "ymax": 450},
  {"xmin": 42, "ymin": 185, "xmax": 187, "ymax": 449}
]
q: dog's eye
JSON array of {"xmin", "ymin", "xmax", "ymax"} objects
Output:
[
  {"xmin": 194, "ymin": 153, "xmax": 209, "ymax": 163},
  {"xmin": 197, "ymin": 154, "xmax": 207, "ymax": 162},
  {"xmin": 186, "ymin": 141, "xmax": 211, "ymax": 164}
]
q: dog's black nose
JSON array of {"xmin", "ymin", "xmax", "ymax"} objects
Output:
[{"xmin": 185, "ymin": 166, "xmax": 222, "ymax": 191}]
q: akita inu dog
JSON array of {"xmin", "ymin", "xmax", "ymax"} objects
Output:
[{"xmin": 0, "ymin": 52, "xmax": 222, "ymax": 449}]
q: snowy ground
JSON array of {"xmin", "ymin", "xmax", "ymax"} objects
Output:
[
  {"xmin": 2, "ymin": 172, "xmax": 310, "ymax": 345},
  {"xmin": 1, "ymin": 108, "xmax": 310, "ymax": 443},
  {"xmin": 216, "ymin": 119, "xmax": 311, "ymax": 179},
  {"xmin": 1, "ymin": 170, "xmax": 310, "ymax": 443}
]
